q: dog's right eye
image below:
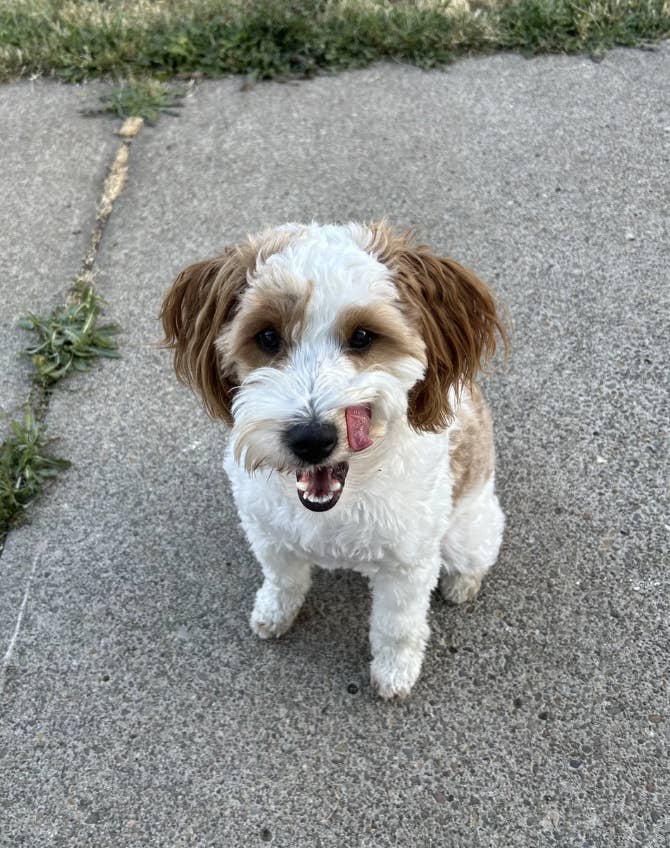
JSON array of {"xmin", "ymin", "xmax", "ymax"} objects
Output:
[{"xmin": 256, "ymin": 327, "xmax": 281, "ymax": 354}]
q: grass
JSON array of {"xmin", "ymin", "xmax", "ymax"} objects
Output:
[
  {"xmin": 0, "ymin": 279, "xmax": 120, "ymax": 546},
  {"xmin": 18, "ymin": 277, "xmax": 120, "ymax": 386},
  {"xmin": 82, "ymin": 77, "xmax": 186, "ymax": 122},
  {"xmin": 0, "ymin": 1, "xmax": 668, "ymax": 89},
  {"xmin": 0, "ymin": 409, "xmax": 70, "ymax": 545}
]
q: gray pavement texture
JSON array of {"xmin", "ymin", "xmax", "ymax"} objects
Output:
[
  {"xmin": 1, "ymin": 47, "xmax": 669, "ymax": 848},
  {"xmin": 0, "ymin": 81, "xmax": 118, "ymax": 431}
]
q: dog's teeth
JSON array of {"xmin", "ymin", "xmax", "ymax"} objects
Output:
[
  {"xmin": 296, "ymin": 480, "xmax": 309, "ymax": 491},
  {"xmin": 303, "ymin": 492, "xmax": 334, "ymax": 504},
  {"xmin": 330, "ymin": 481, "xmax": 342, "ymax": 492}
]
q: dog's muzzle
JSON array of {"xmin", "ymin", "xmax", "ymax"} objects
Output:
[{"xmin": 288, "ymin": 407, "xmax": 372, "ymax": 512}]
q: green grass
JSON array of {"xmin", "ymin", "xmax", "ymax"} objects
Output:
[
  {"xmin": 82, "ymin": 77, "xmax": 186, "ymax": 122},
  {"xmin": 0, "ymin": 409, "xmax": 70, "ymax": 544},
  {"xmin": 0, "ymin": 279, "xmax": 120, "ymax": 546},
  {"xmin": 0, "ymin": 1, "xmax": 668, "ymax": 87},
  {"xmin": 18, "ymin": 277, "xmax": 120, "ymax": 387}
]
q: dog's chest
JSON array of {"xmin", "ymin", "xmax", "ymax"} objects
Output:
[
  {"xmin": 226, "ymin": 448, "xmax": 453, "ymax": 574},
  {"xmin": 254, "ymin": 492, "xmax": 430, "ymax": 573}
]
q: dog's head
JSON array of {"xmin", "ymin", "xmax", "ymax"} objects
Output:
[{"xmin": 161, "ymin": 222, "xmax": 505, "ymax": 511}]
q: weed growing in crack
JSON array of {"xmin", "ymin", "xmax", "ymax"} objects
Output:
[
  {"xmin": 19, "ymin": 277, "xmax": 120, "ymax": 387},
  {"xmin": 0, "ymin": 277, "xmax": 120, "ymax": 545},
  {"xmin": 0, "ymin": 409, "xmax": 70, "ymax": 545},
  {"xmin": 84, "ymin": 78, "xmax": 186, "ymax": 123}
]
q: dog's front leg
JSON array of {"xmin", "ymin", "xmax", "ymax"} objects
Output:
[
  {"xmin": 369, "ymin": 556, "xmax": 441, "ymax": 700},
  {"xmin": 249, "ymin": 539, "xmax": 311, "ymax": 640}
]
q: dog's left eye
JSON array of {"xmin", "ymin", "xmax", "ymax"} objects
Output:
[
  {"xmin": 349, "ymin": 329, "xmax": 375, "ymax": 351},
  {"xmin": 256, "ymin": 327, "xmax": 281, "ymax": 354}
]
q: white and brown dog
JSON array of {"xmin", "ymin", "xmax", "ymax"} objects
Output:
[{"xmin": 161, "ymin": 222, "xmax": 506, "ymax": 699}]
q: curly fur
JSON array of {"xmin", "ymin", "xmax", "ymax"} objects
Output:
[{"xmin": 161, "ymin": 221, "xmax": 507, "ymax": 699}]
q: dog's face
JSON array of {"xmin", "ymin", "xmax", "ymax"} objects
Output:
[{"xmin": 161, "ymin": 222, "xmax": 504, "ymax": 512}]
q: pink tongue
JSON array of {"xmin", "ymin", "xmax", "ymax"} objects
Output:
[{"xmin": 345, "ymin": 405, "xmax": 372, "ymax": 451}]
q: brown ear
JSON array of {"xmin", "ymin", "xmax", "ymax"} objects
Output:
[
  {"xmin": 373, "ymin": 229, "xmax": 506, "ymax": 432},
  {"xmin": 160, "ymin": 246, "xmax": 253, "ymax": 424}
]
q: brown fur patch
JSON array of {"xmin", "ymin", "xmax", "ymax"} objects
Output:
[
  {"xmin": 160, "ymin": 229, "xmax": 298, "ymax": 423},
  {"xmin": 366, "ymin": 221, "xmax": 507, "ymax": 432},
  {"xmin": 335, "ymin": 302, "xmax": 425, "ymax": 372},
  {"xmin": 450, "ymin": 385, "xmax": 495, "ymax": 505},
  {"xmin": 220, "ymin": 279, "xmax": 313, "ymax": 380}
]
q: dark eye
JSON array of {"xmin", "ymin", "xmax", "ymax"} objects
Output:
[
  {"xmin": 256, "ymin": 327, "xmax": 281, "ymax": 354},
  {"xmin": 349, "ymin": 328, "xmax": 375, "ymax": 351}
]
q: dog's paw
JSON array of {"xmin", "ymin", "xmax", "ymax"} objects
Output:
[
  {"xmin": 250, "ymin": 615, "xmax": 295, "ymax": 640},
  {"xmin": 250, "ymin": 584, "xmax": 302, "ymax": 640},
  {"xmin": 370, "ymin": 647, "xmax": 423, "ymax": 701},
  {"xmin": 440, "ymin": 571, "xmax": 482, "ymax": 605}
]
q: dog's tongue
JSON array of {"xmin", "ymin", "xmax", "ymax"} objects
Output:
[{"xmin": 345, "ymin": 405, "xmax": 372, "ymax": 451}]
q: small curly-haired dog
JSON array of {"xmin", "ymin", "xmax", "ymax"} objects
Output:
[{"xmin": 161, "ymin": 221, "xmax": 506, "ymax": 699}]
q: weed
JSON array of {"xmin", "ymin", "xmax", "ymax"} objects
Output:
[
  {"xmin": 18, "ymin": 278, "xmax": 120, "ymax": 387},
  {"xmin": 2, "ymin": 279, "xmax": 119, "ymax": 546},
  {"xmin": 84, "ymin": 78, "xmax": 186, "ymax": 123},
  {"xmin": 0, "ymin": 409, "xmax": 70, "ymax": 544}
]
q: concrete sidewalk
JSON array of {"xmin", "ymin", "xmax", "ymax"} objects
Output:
[
  {"xmin": 0, "ymin": 81, "xmax": 118, "ymax": 431},
  {"xmin": 1, "ymin": 47, "xmax": 669, "ymax": 847}
]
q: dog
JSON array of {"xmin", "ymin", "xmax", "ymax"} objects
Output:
[{"xmin": 161, "ymin": 221, "xmax": 506, "ymax": 699}]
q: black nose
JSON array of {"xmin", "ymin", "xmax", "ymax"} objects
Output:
[{"xmin": 285, "ymin": 421, "xmax": 338, "ymax": 465}]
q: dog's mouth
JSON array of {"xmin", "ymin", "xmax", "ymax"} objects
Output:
[{"xmin": 296, "ymin": 462, "xmax": 349, "ymax": 512}]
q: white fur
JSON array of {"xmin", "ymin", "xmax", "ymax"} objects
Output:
[{"xmin": 218, "ymin": 223, "xmax": 504, "ymax": 699}]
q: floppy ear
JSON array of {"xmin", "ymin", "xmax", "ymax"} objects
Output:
[
  {"xmin": 160, "ymin": 246, "xmax": 253, "ymax": 424},
  {"xmin": 377, "ymin": 233, "xmax": 506, "ymax": 432}
]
